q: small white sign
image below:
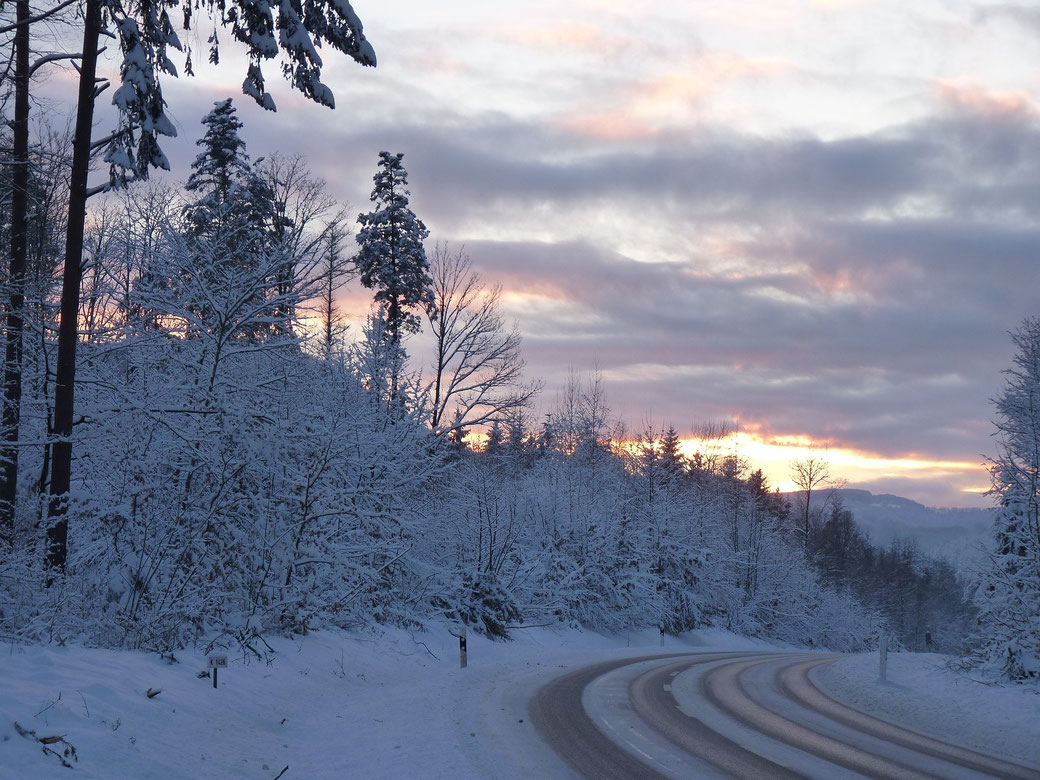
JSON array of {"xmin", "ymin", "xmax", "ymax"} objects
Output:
[{"xmin": 208, "ymin": 654, "xmax": 228, "ymax": 669}]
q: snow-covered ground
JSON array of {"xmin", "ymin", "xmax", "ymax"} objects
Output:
[
  {"xmin": 2, "ymin": 628, "xmax": 1037, "ymax": 779},
  {"xmin": 0, "ymin": 626, "xmax": 759, "ymax": 779},
  {"xmin": 813, "ymin": 651, "xmax": 1040, "ymax": 767}
]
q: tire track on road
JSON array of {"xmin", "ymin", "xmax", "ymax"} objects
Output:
[{"xmin": 778, "ymin": 657, "xmax": 1040, "ymax": 780}]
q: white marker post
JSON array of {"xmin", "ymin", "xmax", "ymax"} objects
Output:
[
  {"xmin": 449, "ymin": 623, "xmax": 467, "ymax": 668},
  {"xmin": 208, "ymin": 653, "xmax": 228, "ymax": 689},
  {"xmin": 879, "ymin": 634, "xmax": 888, "ymax": 682}
]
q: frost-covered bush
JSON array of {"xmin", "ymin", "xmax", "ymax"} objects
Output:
[{"xmin": 434, "ymin": 573, "xmax": 522, "ymax": 639}]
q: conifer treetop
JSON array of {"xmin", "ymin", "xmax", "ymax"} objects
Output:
[
  {"xmin": 186, "ymin": 99, "xmax": 251, "ymax": 200},
  {"xmin": 354, "ymin": 151, "xmax": 433, "ymax": 341}
]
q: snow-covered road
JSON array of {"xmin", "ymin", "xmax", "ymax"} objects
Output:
[
  {"xmin": 3, "ymin": 628, "xmax": 1039, "ymax": 778},
  {"xmin": 530, "ymin": 652, "xmax": 1040, "ymax": 779}
]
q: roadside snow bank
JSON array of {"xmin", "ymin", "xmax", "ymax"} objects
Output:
[
  {"xmin": 0, "ymin": 626, "xmax": 774, "ymax": 779},
  {"xmin": 813, "ymin": 651, "xmax": 1040, "ymax": 767}
]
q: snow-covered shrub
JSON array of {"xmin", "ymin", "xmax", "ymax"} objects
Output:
[{"xmin": 434, "ymin": 572, "xmax": 522, "ymax": 639}]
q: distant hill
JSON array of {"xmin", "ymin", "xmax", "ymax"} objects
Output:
[{"xmin": 783, "ymin": 488, "xmax": 994, "ymax": 569}]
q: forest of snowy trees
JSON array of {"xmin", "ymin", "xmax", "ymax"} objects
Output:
[
  {"xmin": 0, "ymin": 98, "xmax": 986, "ymax": 663},
  {"xmin": 0, "ymin": 0, "xmax": 1035, "ymax": 682}
]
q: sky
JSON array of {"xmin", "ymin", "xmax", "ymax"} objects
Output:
[{"xmin": 38, "ymin": 0, "xmax": 1040, "ymax": 507}]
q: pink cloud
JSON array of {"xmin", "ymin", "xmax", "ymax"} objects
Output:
[
  {"xmin": 559, "ymin": 55, "xmax": 793, "ymax": 140},
  {"xmin": 499, "ymin": 21, "xmax": 622, "ymax": 53},
  {"xmin": 936, "ymin": 80, "xmax": 1037, "ymax": 118}
]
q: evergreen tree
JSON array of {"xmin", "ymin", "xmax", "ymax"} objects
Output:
[
  {"xmin": 485, "ymin": 420, "xmax": 504, "ymax": 455},
  {"xmin": 975, "ymin": 318, "xmax": 1040, "ymax": 680},
  {"xmin": 660, "ymin": 425, "xmax": 687, "ymax": 486},
  {"xmin": 184, "ymin": 99, "xmax": 284, "ymax": 243},
  {"xmin": 185, "ymin": 99, "xmax": 251, "ymax": 202},
  {"xmin": 354, "ymin": 152, "xmax": 432, "ymax": 346},
  {"xmin": 177, "ymin": 99, "xmax": 285, "ymax": 338}
]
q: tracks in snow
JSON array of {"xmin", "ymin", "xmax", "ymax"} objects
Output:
[{"xmin": 528, "ymin": 651, "xmax": 1040, "ymax": 780}]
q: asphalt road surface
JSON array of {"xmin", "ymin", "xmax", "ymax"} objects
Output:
[{"xmin": 528, "ymin": 652, "xmax": 1040, "ymax": 779}]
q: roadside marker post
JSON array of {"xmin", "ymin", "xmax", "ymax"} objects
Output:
[
  {"xmin": 879, "ymin": 634, "xmax": 888, "ymax": 682},
  {"xmin": 449, "ymin": 624, "xmax": 467, "ymax": 668},
  {"xmin": 208, "ymin": 654, "xmax": 228, "ymax": 689}
]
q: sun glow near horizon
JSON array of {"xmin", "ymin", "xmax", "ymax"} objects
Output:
[
  {"xmin": 466, "ymin": 424, "xmax": 989, "ymax": 508},
  {"xmin": 675, "ymin": 430, "xmax": 989, "ymax": 507}
]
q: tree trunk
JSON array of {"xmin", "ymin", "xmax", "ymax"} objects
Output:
[
  {"xmin": 45, "ymin": 0, "xmax": 101, "ymax": 570},
  {"xmin": 0, "ymin": 0, "xmax": 31, "ymax": 541}
]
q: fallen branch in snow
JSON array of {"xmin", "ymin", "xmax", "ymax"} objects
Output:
[
  {"xmin": 34, "ymin": 692, "xmax": 61, "ymax": 718},
  {"xmin": 13, "ymin": 721, "xmax": 78, "ymax": 768},
  {"xmin": 408, "ymin": 631, "xmax": 439, "ymax": 660},
  {"xmin": 273, "ymin": 765, "xmax": 289, "ymax": 779},
  {"xmin": 145, "ymin": 687, "xmax": 162, "ymax": 698}
]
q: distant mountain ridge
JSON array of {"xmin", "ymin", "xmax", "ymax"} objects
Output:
[{"xmin": 782, "ymin": 488, "xmax": 994, "ymax": 568}]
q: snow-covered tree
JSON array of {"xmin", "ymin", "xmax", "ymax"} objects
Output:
[
  {"xmin": 185, "ymin": 100, "xmax": 249, "ymax": 199},
  {"xmin": 256, "ymin": 153, "xmax": 350, "ymax": 334},
  {"xmin": 974, "ymin": 318, "xmax": 1040, "ymax": 680},
  {"xmin": 315, "ymin": 226, "xmax": 353, "ymax": 357},
  {"xmin": 0, "ymin": 122, "xmax": 70, "ymax": 539},
  {"xmin": 659, "ymin": 425, "xmax": 687, "ymax": 486},
  {"xmin": 45, "ymin": 0, "xmax": 376, "ymax": 570},
  {"xmin": 354, "ymin": 152, "xmax": 432, "ymax": 347},
  {"xmin": 175, "ymin": 99, "xmax": 284, "ymax": 338},
  {"xmin": 351, "ymin": 307, "xmax": 407, "ymax": 412}
]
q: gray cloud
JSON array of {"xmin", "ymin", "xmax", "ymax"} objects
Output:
[
  {"xmin": 452, "ymin": 237, "xmax": 1011, "ymax": 461},
  {"xmin": 976, "ymin": 4, "xmax": 1040, "ymax": 39}
]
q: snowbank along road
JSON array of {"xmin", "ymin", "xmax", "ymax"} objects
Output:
[{"xmin": 529, "ymin": 652, "xmax": 1040, "ymax": 779}]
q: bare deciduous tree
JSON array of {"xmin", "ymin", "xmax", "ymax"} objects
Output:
[
  {"xmin": 315, "ymin": 225, "xmax": 353, "ymax": 357},
  {"xmin": 424, "ymin": 245, "xmax": 539, "ymax": 437},
  {"xmin": 256, "ymin": 153, "xmax": 350, "ymax": 332},
  {"xmin": 686, "ymin": 419, "xmax": 737, "ymax": 477},
  {"xmin": 790, "ymin": 455, "xmax": 842, "ymax": 549}
]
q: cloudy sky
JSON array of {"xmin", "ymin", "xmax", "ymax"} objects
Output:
[{"xmin": 48, "ymin": 0, "xmax": 1040, "ymax": 506}]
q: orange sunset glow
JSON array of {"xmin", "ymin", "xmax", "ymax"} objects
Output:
[{"xmin": 676, "ymin": 431, "xmax": 989, "ymax": 502}]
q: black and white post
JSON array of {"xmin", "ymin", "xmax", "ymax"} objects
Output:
[
  {"xmin": 448, "ymin": 623, "xmax": 467, "ymax": 669},
  {"xmin": 878, "ymin": 634, "xmax": 888, "ymax": 682}
]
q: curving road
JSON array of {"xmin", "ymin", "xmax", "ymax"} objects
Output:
[{"xmin": 528, "ymin": 652, "xmax": 1040, "ymax": 780}]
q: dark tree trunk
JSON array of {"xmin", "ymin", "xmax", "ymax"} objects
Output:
[
  {"xmin": 0, "ymin": 0, "xmax": 31, "ymax": 541},
  {"xmin": 46, "ymin": 0, "xmax": 102, "ymax": 570}
]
